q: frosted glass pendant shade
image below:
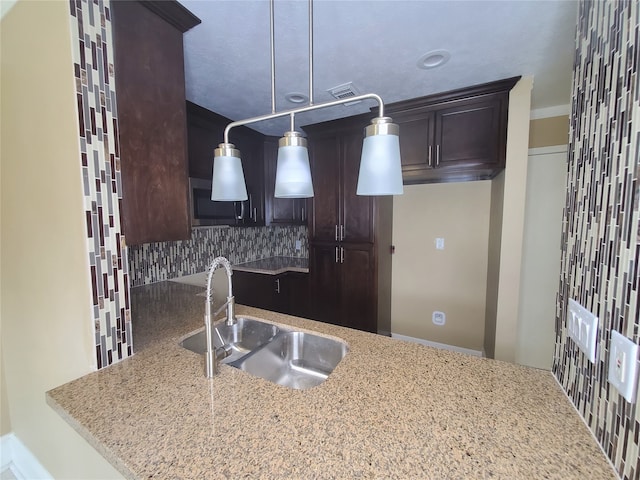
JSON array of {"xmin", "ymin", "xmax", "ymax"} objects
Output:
[
  {"xmin": 356, "ymin": 117, "xmax": 403, "ymax": 196},
  {"xmin": 211, "ymin": 143, "xmax": 248, "ymax": 201},
  {"xmin": 275, "ymin": 131, "xmax": 314, "ymax": 198}
]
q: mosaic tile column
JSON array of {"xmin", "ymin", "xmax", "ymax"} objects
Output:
[
  {"xmin": 69, "ymin": 0, "xmax": 132, "ymax": 368},
  {"xmin": 553, "ymin": 1, "xmax": 639, "ymax": 478}
]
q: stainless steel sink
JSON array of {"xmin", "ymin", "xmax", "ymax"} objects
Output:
[
  {"xmin": 180, "ymin": 317, "xmax": 280, "ymax": 364},
  {"xmin": 180, "ymin": 318, "xmax": 348, "ymax": 389},
  {"xmin": 231, "ymin": 331, "xmax": 348, "ymax": 390}
]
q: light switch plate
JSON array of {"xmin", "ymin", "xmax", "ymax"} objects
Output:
[
  {"xmin": 568, "ymin": 299, "xmax": 598, "ymax": 363},
  {"xmin": 608, "ymin": 330, "xmax": 639, "ymax": 403},
  {"xmin": 435, "ymin": 238, "xmax": 445, "ymax": 250}
]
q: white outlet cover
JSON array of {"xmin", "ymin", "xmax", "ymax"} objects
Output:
[
  {"xmin": 435, "ymin": 238, "xmax": 445, "ymax": 250},
  {"xmin": 567, "ymin": 299, "xmax": 598, "ymax": 363},
  {"xmin": 432, "ymin": 311, "xmax": 445, "ymax": 326},
  {"xmin": 608, "ymin": 330, "xmax": 639, "ymax": 404}
]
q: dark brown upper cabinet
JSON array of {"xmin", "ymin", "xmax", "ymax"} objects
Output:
[
  {"xmin": 112, "ymin": 1, "xmax": 200, "ymax": 245},
  {"xmin": 186, "ymin": 102, "xmax": 265, "ymax": 226},
  {"xmin": 384, "ymin": 76, "xmax": 520, "ymax": 185},
  {"xmin": 263, "ymin": 137, "xmax": 308, "ymax": 226}
]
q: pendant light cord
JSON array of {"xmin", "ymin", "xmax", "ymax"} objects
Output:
[
  {"xmin": 309, "ymin": 0, "xmax": 314, "ymax": 106},
  {"xmin": 270, "ymin": 0, "xmax": 276, "ymax": 114}
]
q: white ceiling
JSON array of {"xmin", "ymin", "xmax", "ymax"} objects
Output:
[{"xmin": 179, "ymin": 0, "xmax": 578, "ymax": 136}]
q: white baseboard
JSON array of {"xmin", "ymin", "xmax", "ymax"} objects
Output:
[
  {"xmin": 391, "ymin": 333, "xmax": 484, "ymax": 357},
  {"xmin": 0, "ymin": 433, "xmax": 52, "ymax": 480}
]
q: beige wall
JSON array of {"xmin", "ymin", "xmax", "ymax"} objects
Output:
[
  {"xmin": 391, "ymin": 181, "xmax": 491, "ymax": 351},
  {"xmin": 529, "ymin": 115, "xmax": 570, "ymax": 148},
  {"xmin": 1, "ymin": 347, "xmax": 10, "ymax": 436},
  {"xmin": 516, "ymin": 147, "xmax": 567, "ymax": 369},
  {"xmin": 1, "ymin": 2, "xmax": 123, "ymax": 478},
  {"xmin": 492, "ymin": 76, "xmax": 533, "ymax": 362},
  {"xmin": 483, "ymin": 171, "xmax": 505, "ymax": 358}
]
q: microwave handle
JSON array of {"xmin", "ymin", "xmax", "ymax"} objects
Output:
[{"xmin": 234, "ymin": 200, "xmax": 245, "ymax": 221}]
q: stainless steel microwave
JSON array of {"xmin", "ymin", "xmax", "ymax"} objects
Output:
[{"xmin": 189, "ymin": 177, "xmax": 245, "ymax": 226}]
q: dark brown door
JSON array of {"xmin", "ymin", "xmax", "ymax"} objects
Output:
[
  {"xmin": 434, "ymin": 97, "xmax": 502, "ymax": 169},
  {"xmin": 309, "ymin": 244, "xmax": 341, "ymax": 325},
  {"xmin": 397, "ymin": 112, "xmax": 435, "ymax": 172},
  {"xmin": 339, "ymin": 244, "xmax": 375, "ymax": 332},
  {"xmin": 340, "ymin": 131, "xmax": 374, "ymax": 244},
  {"xmin": 309, "ymin": 136, "xmax": 340, "ymax": 242}
]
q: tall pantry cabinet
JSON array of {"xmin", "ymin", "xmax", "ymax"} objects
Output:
[{"xmin": 304, "ymin": 116, "xmax": 393, "ymax": 335}]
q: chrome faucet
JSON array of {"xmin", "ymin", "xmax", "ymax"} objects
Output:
[{"xmin": 204, "ymin": 256, "xmax": 236, "ymax": 378}]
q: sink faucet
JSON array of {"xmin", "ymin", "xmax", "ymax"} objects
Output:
[{"xmin": 204, "ymin": 256, "xmax": 236, "ymax": 378}]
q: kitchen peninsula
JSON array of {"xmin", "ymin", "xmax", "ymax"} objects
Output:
[{"xmin": 47, "ymin": 282, "xmax": 615, "ymax": 479}]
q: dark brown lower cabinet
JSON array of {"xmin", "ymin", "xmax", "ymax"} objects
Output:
[
  {"xmin": 309, "ymin": 243, "xmax": 388, "ymax": 334},
  {"xmin": 232, "ymin": 270, "xmax": 309, "ymax": 317}
]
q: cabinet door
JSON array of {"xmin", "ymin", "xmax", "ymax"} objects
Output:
[
  {"xmin": 434, "ymin": 96, "xmax": 504, "ymax": 169},
  {"xmin": 280, "ymin": 272, "xmax": 310, "ymax": 318},
  {"xmin": 239, "ymin": 134, "xmax": 265, "ymax": 226},
  {"xmin": 339, "ymin": 245, "xmax": 376, "ymax": 333},
  {"xmin": 309, "ymin": 137, "xmax": 341, "ymax": 242},
  {"xmin": 233, "ymin": 271, "xmax": 277, "ymax": 311},
  {"xmin": 309, "ymin": 244, "xmax": 342, "ymax": 325},
  {"xmin": 341, "ymin": 131, "xmax": 375, "ymax": 244},
  {"xmin": 113, "ymin": 1, "xmax": 191, "ymax": 245},
  {"xmin": 396, "ymin": 112, "xmax": 435, "ymax": 172},
  {"xmin": 263, "ymin": 138, "xmax": 305, "ymax": 226}
]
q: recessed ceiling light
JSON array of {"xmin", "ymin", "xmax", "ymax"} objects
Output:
[
  {"xmin": 417, "ymin": 49, "xmax": 451, "ymax": 69},
  {"xmin": 285, "ymin": 92, "xmax": 308, "ymax": 104}
]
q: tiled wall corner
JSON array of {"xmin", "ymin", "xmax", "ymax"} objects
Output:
[
  {"xmin": 128, "ymin": 225, "xmax": 308, "ymax": 287},
  {"xmin": 553, "ymin": 1, "xmax": 639, "ymax": 479},
  {"xmin": 69, "ymin": 0, "xmax": 132, "ymax": 368}
]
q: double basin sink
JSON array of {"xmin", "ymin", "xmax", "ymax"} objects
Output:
[{"xmin": 180, "ymin": 317, "xmax": 348, "ymax": 390}]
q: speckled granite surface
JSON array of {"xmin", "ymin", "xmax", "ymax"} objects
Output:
[
  {"xmin": 47, "ymin": 282, "xmax": 616, "ymax": 480},
  {"xmin": 233, "ymin": 256, "xmax": 309, "ymax": 274}
]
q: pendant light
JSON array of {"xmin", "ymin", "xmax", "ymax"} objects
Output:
[
  {"xmin": 275, "ymin": 128, "xmax": 314, "ymax": 198},
  {"xmin": 211, "ymin": 0, "xmax": 403, "ymax": 200},
  {"xmin": 211, "ymin": 143, "xmax": 247, "ymax": 201},
  {"xmin": 356, "ymin": 117, "xmax": 403, "ymax": 195}
]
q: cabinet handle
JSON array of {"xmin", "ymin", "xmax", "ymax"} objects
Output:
[
  {"xmin": 253, "ymin": 207, "xmax": 257, "ymax": 222},
  {"xmin": 301, "ymin": 206, "xmax": 305, "ymax": 222},
  {"xmin": 436, "ymin": 145, "xmax": 440, "ymax": 167},
  {"xmin": 340, "ymin": 224, "xmax": 345, "ymax": 241},
  {"xmin": 340, "ymin": 246, "xmax": 344, "ymax": 264},
  {"xmin": 275, "ymin": 278, "xmax": 280, "ymax": 294},
  {"xmin": 235, "ymin": 201, "xmax": 245, "ymax": 221},
  {"xmin": 335, "ymin": 246, "xmax": 339, "ymax": 263},
  {"xmin": 428, "ymin": 145, "xmax": 433, "ymax": 167},
  {"xmin": 335, "ymin": 225, "xmax": 339, "ymax": 241}
]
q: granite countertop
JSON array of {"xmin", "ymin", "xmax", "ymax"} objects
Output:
[
  {"xmin": 46, "ymin": 282, "xmax": 615, "ymax": 480},
  {"xmin": 233, "ymin": 256, "xmax": 309, "ymax": 274}
]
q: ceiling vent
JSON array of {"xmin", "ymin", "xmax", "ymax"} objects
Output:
[{"xmin": 327, "ymin": 82, "xmax": 361, "ymax": 106}]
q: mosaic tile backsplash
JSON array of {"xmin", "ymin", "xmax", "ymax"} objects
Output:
[
  {"xmin": 553, "ymin": 1, "xmax": 639, "ymax": 479},
  {"xmin": 70, "ymin": 0, "xmax": 132, "ymax": 369},
  {"xmin": 129, "ymin": 226, "xmax": 309, "ymax": 287}
]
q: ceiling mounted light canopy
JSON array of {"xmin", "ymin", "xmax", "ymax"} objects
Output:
[{"xmin": 210, "ymin": 0, "xmax": 403, "ymax": 201}]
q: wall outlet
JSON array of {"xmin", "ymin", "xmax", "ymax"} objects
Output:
[
  {"xmin": 608, "ymin": 330, "xmax": 639, "ymax": 403},
  {"xmin": 435, "ymin": 238, "xmax": 445, "ymax": 250},
  {"xmin": 567, "ymin": 299, "xmax": 598, "ymax": 363},
  {"xmin": 432, "ymin": 311, "xmax": 445, "ymax": 326},
  {"xmin": 295, "ymin": 240, "xmax": 301, "ymax": 251}
]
